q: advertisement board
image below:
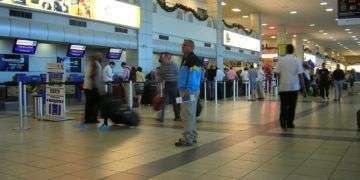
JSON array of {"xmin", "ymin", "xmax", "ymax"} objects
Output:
[
  {"xmin": 223, "ymin": 30, "xmax": 261, "ymax": 52},
  {"xmin": 0, "ymin": 0, "xmax": 141, "ymax": 28},
  {"xmin": 45, "ymin": 63, "xmax": 66, "ymax": 121},
  {"xmin": 337, "ymin": 0, "xmax": 360, "ymax": 25},
  {"xmin": 0, "ymin": 54, "xmax": 29, "ymax": 72}
]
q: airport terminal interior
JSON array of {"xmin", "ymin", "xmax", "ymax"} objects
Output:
[{"xmin": 0, "ymin": 0, "xmax": 360, "ymax": 179}]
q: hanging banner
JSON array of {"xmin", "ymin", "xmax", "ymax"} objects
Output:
[
  {"xmin": 0, "ymin": 0, "xmax": 140, "ymax": 28},
  {"xmin": 223, "ymin": 30, "xmax": 261, "ymax": 52},
  {"xmin": 45, "ymin": 63, "xmax": 66, "ymax": 121}
]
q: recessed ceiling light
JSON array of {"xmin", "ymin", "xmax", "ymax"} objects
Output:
[
  {"xmin": 323, "ymin": 32, "xmax": 328, "ymax": 35},
  {"xmin": 345, "ymin": 28, "xmax": 351, "ymax": 31},
  {"xmin": 303, "ymin": 39, "xmax": 308, "ymax": 41},
  {"xmin": 348, "ymin": 32, "xmax": 353, "ymax": 34},
  {"xmin": 221, "ymin": 1, "xmax": 227, "ymax": 6},
  {"xmin": 309, "ymin": 24, "xmax": 316, "ymax": 27},
  {"xmin": 290, "ymin": 11, "xmax": 298, "ymax": 14},
  {"xmin": 319, "ymin": 30, "xmax": 325, "ymax": 33},
  {"xmin": 262, "ymin": 23, "xmax": 268, "ymax": 26},
  {"xmin": 293, "ymin": 35, "xmax": 297, "ymax": 38},
  {"xmin": 325, "ymin": 8, "xmax": 334, "ymax": 12},
  {"xmin": 242, "ymin": 15, "xmax": 249, "ymax": 18},
  {"xmin": 352, "ymin": 35, "xmax": 357, "ymax": 38},
  {"xmin": 270, "ymin": 36, "xmax": 277, "ymax": 39},
  {"xmin": 320, "ymin": 2, "xmax": 328, "ymax": 6},
  {"xmin": 269, "ymin": 26, "xmax": 276, "ymax": 30},
  {"xmin": 232, "ymin": 8, "xmax": 241, "ymax": 12}
]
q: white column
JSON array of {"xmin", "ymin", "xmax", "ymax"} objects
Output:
[
  {"xmin": 215, "ymin": 0, "xmax": 224, "ymax": 70},
  {"xmin": 292, "ymin": 34, "xmax": 305, "ymax": 61},
  {"xmin": 138, "ymin": 0, "xmax": 154, "ymax": 74},
  {"xmin": 277, "ymin": 25, "xmax": 288, "ymax": 45}
]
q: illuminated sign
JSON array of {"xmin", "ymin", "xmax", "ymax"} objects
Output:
[
  {"xmin": 0, "ymin": 0, "xmax": 141, "ymax": 28},
  {"xmin": 224, "ymin": 30, "xmax": 261, "ymax": 52}
]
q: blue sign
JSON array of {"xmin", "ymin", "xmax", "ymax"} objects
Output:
[
  {"xmin": 12, "ymin": 39, "xmax": 38, "ymax": 54},
  {"xmin": 67, "ymin": 45, "xmax": 86, "ymax": 58},
  {"xmin": 0, "ymin": 54, "xmax": 29, "ymax": 72}
]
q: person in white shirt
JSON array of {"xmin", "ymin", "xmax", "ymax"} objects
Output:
[
  {"xmin": 83, "ymin": 53, "xmax": 105, "ymax": 124},
  {"xmin": 240, "ymin": 67, "xmax": 249, "ymax": 82},
  {"xmin": 103, "ymin": 62, "xmax": 115, "ymax": 82},
  {"xmin": 216, "ymin": 68, "xmax": 225, "ymax": 81},
  {"xmin": 274, "ymin": 44, "xmax": 305, "ymax": 130}
]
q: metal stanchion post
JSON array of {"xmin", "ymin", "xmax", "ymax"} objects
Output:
[
  {"xmin": 129, "ymin": 81, "xmax": 133, "ymax": 109},
  {"xmin": 14, "ymin": 81, "xmax": 29, "ymax": 130},
  {"xmin": 204, "ymin": 81, "xmax": 207, "ymax": 102},
  {"xmin": 160, "ymin": 82, "xmax": 163, "ymax": 97},
  {"xmin": 236, "ymin": 80, "xmax": 239, "ymax": 99},
  {"xmin": 23, "ymin": 84, "xmax": 27, "ymax": 117},
  {"xmin": 223, "ymin": 81, "xmax": 226, "ymax": 100},
  {"xmin": 233, "ymin": 80, "xmax": 236, "ymax": 101},
  {"xmin": 215, "ymin": 80, "xmax": 218, "ymax": 104}
]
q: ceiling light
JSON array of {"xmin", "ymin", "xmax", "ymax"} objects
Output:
[
  {"xmin": 348, "ymin": 32, "xmax": 353, "ymax": 34},
  {"xmin": 352, "ymin": 35, "xmax": 357, "ymax": 38},
  {"xmin": 309, "ymin": 24, "xmax": 316, "ymax": 27},
  {"xmin": 303, "ymin": 39, "xmax": 308, "ymax": 41},
  {"xmin": 270, "ymin": 36, "xmax": 277, "ymax": 39},
  {"xmin": 262, "ymin": 23, "xmax": 268, "ymax": 26},
  {"xmin": 323, "ymin": 32, "xmax": 328, "ymax": 35},
  {"xmin": 293, "ymin": 35, "xmax": 297, "ymax": 38},
  {"xmin": 221, "ymin": 1, "xmax": 226, "ymax": 6},
  {"xmin": 345, "ymin": 28, "xmax": 351, "ymax": 31},
  {"xmin": 232, "ymin": 8, "xmax": 241, "ymax": 12},
  {"xmin": 242, "ymin": 15, "xmax": 249, "ymax": 18},
  {"xmin": 320, "ymin": 2, "xmax": 328, "ymax": 6},
  {"xmin": 269, "ymin": 26, "xmax": 276, "ymax": 30},
  {"xmin": 319, "ymin": 30, "xmax": 324, "ymax": 33},
  {"xmin": 261, "ymin": 34, "xmax": 265, "ymax": 36},
  {"xmin": 325, "ymin": 8, "xmax": 334, "ymax": 12},
  {"xmin": 290, "ymin": 11, "xmax": 298, "ymax": 14}
]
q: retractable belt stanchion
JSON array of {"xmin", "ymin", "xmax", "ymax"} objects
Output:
[
  {"xmin": 204, "ymin": 81, "xmax": 207, "ymax": 102},
  {"xmin": 129, "ymin": 81, "xmax": 133, "ymax": 109},
  {"xmin": 215, "ymin": 80, "xmax": 218, "ymax": 104},
  {"xmin": 14, "ymin": 81, "xmax": 29, "ymax": 130},
  {"xmin": 233, "ymin": 80, "xmax": 236, "ymax": 101},
  {"xmin": 236, "ymin": 80, "xmax": 239, "ymax": 98},
  {"xmin": 34, "ymin": 96, "xmax": 43, "ymax": 120},
  {"xmin": 23, "ymin": 83, "xmax": 27, "ymax": 118}
]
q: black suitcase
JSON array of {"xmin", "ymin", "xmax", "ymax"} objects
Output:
[{"xmin": 99, "ymin": 97, "xmax": 140, "ymax": 127}]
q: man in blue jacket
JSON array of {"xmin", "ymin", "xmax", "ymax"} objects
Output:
[{"xmin": 175, "ymin": 39, "xmax": 202, "ymax": 147}]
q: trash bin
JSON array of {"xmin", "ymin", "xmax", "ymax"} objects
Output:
[{"xmin": 33, "ymin": 95, "xmax": 43, "ymax": 120}]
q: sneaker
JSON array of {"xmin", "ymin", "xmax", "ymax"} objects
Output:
[{"xmin": 174, "ymin": 139, "xmax": 193, "ymax": 147}]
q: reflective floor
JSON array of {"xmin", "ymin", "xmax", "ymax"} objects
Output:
[{"xmin": 0, "ymin": 94, "xmax": 359, "ymax": 180}]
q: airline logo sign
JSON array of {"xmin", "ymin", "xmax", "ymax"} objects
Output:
[{"xmin": 224, "ymin": 30, "xmax": 261, "ymax": 52}]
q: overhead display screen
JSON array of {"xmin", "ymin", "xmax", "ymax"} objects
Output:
[
  {"xmin": 12, "ymin": 39, "xmax": 38, "ymax": 54},
  {"xmin": 0, "ymin": 0, "xmax": 141, "ymax": 28},
  {"xmin": 67, "ymin": 44, "xmax": 86, "ymax": 58},
  {"xmin": 223, "ymin": 30, "xmax": 261, "ymax": 52},
  {"xmin": 106, "ymin": 48, "xmax": 122, "ymax": 59}
]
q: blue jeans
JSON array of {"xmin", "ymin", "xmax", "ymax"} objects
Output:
[
  {"xmin": 179, "ymin": 91, "xmax": 199, "ymax": 143},
  {"xmin": 334, "ymin": 80, "xmax": 344, "ymax": 100}
]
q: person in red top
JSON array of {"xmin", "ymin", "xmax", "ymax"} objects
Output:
[{"xmin": 264, "ymin": 64, "xmax": 272, "ymax": 93}]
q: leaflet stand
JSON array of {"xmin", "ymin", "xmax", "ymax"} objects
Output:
[{"xmin": 44, "ymin": 63, "xmax": 73, "ymax": 122}]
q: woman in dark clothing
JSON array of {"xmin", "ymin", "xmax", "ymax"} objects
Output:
[{"xmin": 206, "ymin": 65, "xmax": 217, "ymax": 100}]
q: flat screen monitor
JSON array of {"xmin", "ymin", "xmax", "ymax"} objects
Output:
[
  {"xmin": 67, "ymin": 44, "xmax": 86, "ymax": 58},
  {"xmin": 106, "ymin": 48, "xmax": 122, "ymax": 59},
  {"xmin": 12, "ymin": 39, "xmax": 38, "ymax": 54}
]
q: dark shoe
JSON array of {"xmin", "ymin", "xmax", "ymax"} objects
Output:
[
  {"xmin": 173, "ymin": 118, "xmax": 181, "ymax": 121},
  {"xmin": 280, "ymin": 119, "xmax": 287, "ymax": 129},
  {"xmin": 175, "ymin": 139, "xmax": 193, "ymax": 147},
  {"xmin": 157, "ymin": 118, "xmax": 164, "ymax": 122},
  {"xmin": 287, "ymin": 123, "xmax": 295, "ymax": 128}
]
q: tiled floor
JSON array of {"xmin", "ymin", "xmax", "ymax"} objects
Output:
[{"xmin": 0, "ymin": 93, "xmax": 359, "ymax": 180}]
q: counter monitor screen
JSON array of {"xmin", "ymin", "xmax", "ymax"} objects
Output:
[
  {"xmin": 106, "ymin": 48, "xmax": 122, "ymax": 59},
  {"xmin": 12, "ymin": 39, "xmax": 38, "ymax": 54},
  {"xmin": 67, "ymin": 45, "xmax": 86, "ymax": 58}
]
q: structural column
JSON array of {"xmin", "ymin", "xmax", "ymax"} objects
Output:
[
  {"xmin": 292, "ymin": 33, "xmax": 305, "ymax": 61},
  {"xmin": 137, "ymin": 0, "xmax": 154, "ymax": 73},
  {"xmin": 250, "ymin": 13, "xmax": 262, "ymax": 61},
  {"xmin": 277, "ymin": 25, "xmax": 288, "ymax": 45},
  {"xmin": 215, "ymin": 0, "xmax": 224, "ymax": 70}
]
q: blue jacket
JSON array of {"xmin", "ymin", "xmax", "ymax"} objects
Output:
[{"xmin": 178, "ymin": 52, "xmax": 202, "ymax": 93}]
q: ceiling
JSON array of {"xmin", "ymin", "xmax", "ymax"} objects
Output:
[{"xmin": 205, "ymin": 0, "xmax": 360, "ymax": 58}]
